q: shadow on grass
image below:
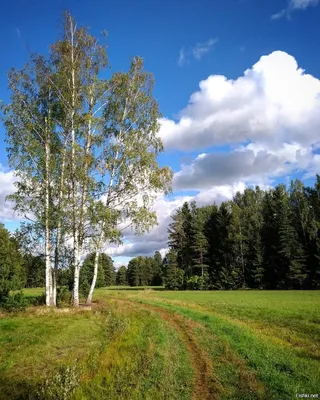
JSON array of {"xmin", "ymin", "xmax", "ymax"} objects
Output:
[
  {"xmin": 101, "ymin": 286, "xmax": 165, "ymax": 291},
  {"xmin": 0, "ymin": 376, "xmax": 39, "ymax": 400}
]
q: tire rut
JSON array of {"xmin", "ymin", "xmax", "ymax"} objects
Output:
[{"xmin": 112, "ymin": 298, "xmax": 220, "ymax": 400}]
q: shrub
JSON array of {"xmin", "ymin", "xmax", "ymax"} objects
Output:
[
  {"xmin": 187, "ymin": 273, "xmax": 209, "ymax": 290},
  {"xmin": 0, "ymin": 224, "xmax": 26, "ymax": 301},
  {"xmin": 79, "ymin": 279, "xmax": 90, "ymax": 298},
  {"xmin": 164, "ymin": 268, "xmax": 185, "ymax": 290},
  {"xmin": 0, "ymin": 291, "xmax": 29, "ymax": 312},
  {"xmin": 57, "ymin": 286, "xmax": 72, "ymax": 307},
  {"xmin": 27, "ymin": 293, "xmax": 46, "ymax": 306}
]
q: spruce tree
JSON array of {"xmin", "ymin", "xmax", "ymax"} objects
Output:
[
  {"xmin": 191, "ymin": 205, "xmax": 209, "ymax": 277},
  {"xmin": 116, "ymin": 266, "xmax": 128, "ymax": 286},
  {"xmin": 164, "ymin": 249, "xmax": 184, "ymax": 290}
]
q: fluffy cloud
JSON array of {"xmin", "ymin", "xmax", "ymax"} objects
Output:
[
  {"xmin": 173, "ymin": 143, "xmax": 312, "ymax": 190},
  {"xmin": 161, "ymin": 51, "xmax": 320, "ymax": 151}
]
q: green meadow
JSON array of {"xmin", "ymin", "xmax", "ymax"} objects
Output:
[{"xmin": 0, "ymin": 289, "xmax": 319, "ymax": 399}]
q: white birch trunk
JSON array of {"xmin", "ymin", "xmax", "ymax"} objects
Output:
[
  {"xmin": 53, "ymin": 141, "xmax": 67, "ymax": 306},
  {"xmin": 86, "ymin": 228, "xmax": 104, "ymax": 305},
  {"xmin": 73, "ymin": 235, "xmax": 80, "ymax": 307},
  {"xmin": 45, "ymin": 225, "xmax": 51, "ymax": 306},
  {"xmin": 78, "ymin": 87, "xmax": 93, "ymax": 251},
  {"xmin": 45, "ymin": 130, "xmax": 53, "ymax": 306},
  {"xmin": 86, "ymin": 246, "xmax": 101, "ymax": 305},
  {"xmin": 85, "ymin": 95, "xmax": 130, "ymax": 303},
  {"xmin": 68, "ymin": 17, "xmax": 81, "ymax": 307}
]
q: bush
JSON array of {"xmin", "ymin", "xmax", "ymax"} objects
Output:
[
  {"xmin": 164, "ymin": 268, "xmax": 185, "ymax": 290},
  {"xmin": 57, "ymin": 286, "xmax": 72, "ymax": 307},
  {"xmin": 79, "ymin": 279, "xmax": 90, "ymax": 298},
  {"xmin": 0, "ymin": 291, "xmax": 29, "ymax": 312},
  {"xmin": 27, "ymin": 293, "xmax": 46, "ymax": 306},
  {"xmin": 0, "ymin": 224, "xmax": 26, "ymax": 301},
  {"xmin": 187, "ymin": 273, "xmax": 209, "ymax": 290}
]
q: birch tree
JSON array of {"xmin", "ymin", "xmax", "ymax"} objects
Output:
[
  {"xmin": 3, "ymin": 11, "xmax": 172, "ymax": 307},
  {"xmin": 85, "ymin": 56, "xmax": 172, "ymax": 304},
  {"xmin": 2, "ymin": 57, "xmax": 59, "ymax": 306},
  {"xmin": 51, "ymin": 12, "xmax": 111, "ymax": 306}
]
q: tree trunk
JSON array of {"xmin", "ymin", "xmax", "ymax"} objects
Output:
[
  {"xmin": 69, "ymin": 16, "xmax": 80, "ymax": 307},
  {"xmin": 52, "ymin": 269, "xmax": 56, "ymax": 306},
  {"xmin": 239, "ymin": 224, "xmax": 245, "ymax": 287},
  {"xmin": 45, "ymin": 137, "xmax": 53, "ymax": 306},
  {"xmin": 45, "ymin": 234, "xmax": 51, "ymax": 306},
  {"xmin": 200, "ymin": 249, "xmax": 204, "ymax": 277},
  {"xmin": 73, "ymin": 266, "xmax": 80, "ymax": 307},
  {"xmin": 86, "ymin": 249, "xmax": 100, "ymax": 305},
  {"xmin": 73, "ymin": 232, "xmax": 80, "ymax": 307},
  {"xmin": 53, "ymin": 140, "xmax": 67, "ymax": 306}
]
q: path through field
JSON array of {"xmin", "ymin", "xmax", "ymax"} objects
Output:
[{"xmin": 114, "ymin": 298, "xmax": 218, "ymax": 400}]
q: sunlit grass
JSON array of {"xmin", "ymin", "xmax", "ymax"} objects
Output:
[
  {"xmin": 2, "ymin": 288, "xmax": 319, "ymax": 399},
  {"xmin": 99, "ymin": 289, "xmax": 320, "ymax": 400},
  {"xmin": 0, "ymin": 296, "xmax": 192, "ymax": 400}
]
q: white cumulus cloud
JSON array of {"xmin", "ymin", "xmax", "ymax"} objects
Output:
[
  {"xmin": 0, "ymin": 165, "xmax": 21, "ymax": 222},
  {"xmin": 160, "ymin": 51, "xmax": 320, "ymax": 151}
]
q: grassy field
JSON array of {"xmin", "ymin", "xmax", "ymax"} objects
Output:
[{"xmin": 0, "ymin": 289, "xmax": 319, "ymax": 399}]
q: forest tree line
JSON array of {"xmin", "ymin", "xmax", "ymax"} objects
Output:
[
  {"xmin": 1, "ymin": 176, "xmax": 319, "ymax": 299},
  {"xmin": 164, "ymin": 177, "xmax": 320, "ymax": 290}
]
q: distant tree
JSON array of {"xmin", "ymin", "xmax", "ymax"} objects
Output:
[
  {"xmin": 116, "ymin": 266, "xmax": 128, "ymax": 286},
  {"xmin": 191, "ymin": 205, "xmax": 209, "ymax": 277},
  {"xmin": 99, "ymin": 254, "xmax": 115, "ymax": 287},
  {"xmin": 152, "ymin": 251, "xmax": 163, "ymax": 285},
  {"xmin": 304, "ymin": 175, "xmax": 320, "ymax": 288},
  {"xmin": 168, "ymin": 202, "xmax": 193, "ymax": 278},
  {"xmin": 142, "ymin": 257, "xmax": 154, "ymax": 286},
  {"xmin": 0, "ymin": 224, "xmax": 25, "ymax": 301},
  {"xmin": 164, "ymin": 250, "xmax": 184, "ymax": 290},
  {"xmin": 23, "ymin": 254, "xmax": 45, "ymax": 288},
  {"xmin": 127, "ymin": 258, "xmax": 140, "ymax": 286}
]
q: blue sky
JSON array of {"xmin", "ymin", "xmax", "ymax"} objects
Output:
[{"xmin": 1, "ymin": 0, "xmax": 320, "ymax": 267}]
